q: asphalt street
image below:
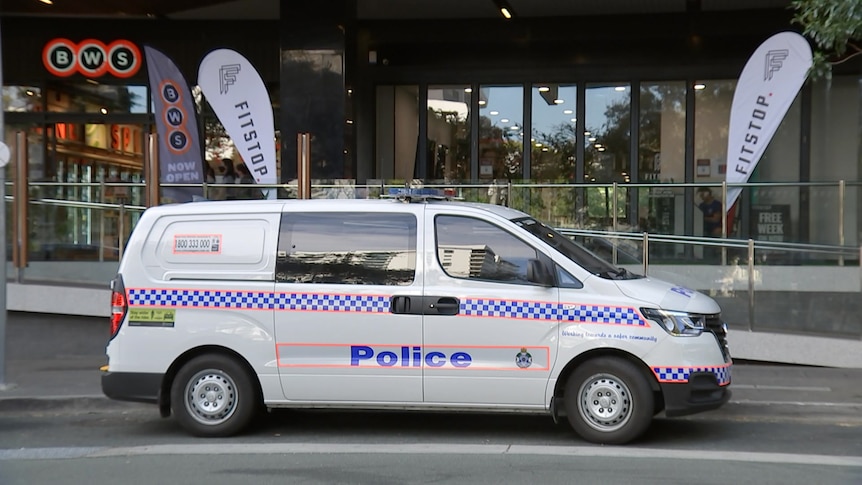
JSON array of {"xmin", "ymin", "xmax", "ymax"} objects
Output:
[{"xmin": 1, "ymin": 311, "xmax": 861, "ymax": 418}]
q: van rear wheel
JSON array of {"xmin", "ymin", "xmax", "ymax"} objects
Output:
[
  {"xmin": 170, "ymin": 354, "xmax": 258, "ymax": 437},
  {"xmin": 564, "ymin": 357, "xmax": 654, "ymax": 444}
]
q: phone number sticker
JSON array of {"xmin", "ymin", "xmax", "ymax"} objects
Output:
[{"xmin": 173, "ymin": 234, "xmax": 222, "ymax": 254}]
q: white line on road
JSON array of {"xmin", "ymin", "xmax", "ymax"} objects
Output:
[
  {"xmin": 0, "ymin": 443, "xmax": 826, "ymax": 467},
  {"xmin": 729, "ymin": 399, "xmax": 862, "ymax": 408},
  {"xmin": 731, "ymin": 384, "xmax": 832, "ymax": 392}
]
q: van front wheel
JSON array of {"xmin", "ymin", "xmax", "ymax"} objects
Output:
[
  {"xmin": 565, "ymin": 357, "xmax": 654, "ymax": 444},
  {"xmin": 170, "ymin": 354, "xmax": 258, "ymax": 437}
]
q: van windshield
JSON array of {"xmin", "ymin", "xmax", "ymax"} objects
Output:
[{"xmin": 512, "ymin": 217, "xmax": 642, "ymax": 280}]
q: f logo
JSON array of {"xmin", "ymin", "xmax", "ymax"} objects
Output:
[
  {"xmin": 219, "ymin": 64, "xmax": 241, "ymax": 94},
  {"xmin": 764, "ymin": 49, "xmax": 789, "ymax": 81}
]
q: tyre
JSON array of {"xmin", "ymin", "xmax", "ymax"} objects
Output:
[
  {"xmin": 170, "ymin": 354, "xmax": 259, "ymax": 437},
  {"xmin": 564, "ymin": 357, "xmax": 654, "ymax": 444}
]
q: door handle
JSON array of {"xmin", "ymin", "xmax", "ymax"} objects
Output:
[
  {"xmin": 428, "ymin": 296, "xmax": 459, "ymax": 316},
  {"xmin": 391, "ymin": 295, "xmax": 412, "ymax": 314},
  {"xmin": 391, "ymin": 296, "xmax": 460, "ymax": 315}
]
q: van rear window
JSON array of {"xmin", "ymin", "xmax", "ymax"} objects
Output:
[{"xmin": 276, "ymin": 212, "xmax": 417, "ymax": 285}]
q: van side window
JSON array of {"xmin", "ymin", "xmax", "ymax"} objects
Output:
[
  {"xmin": 277, "ymin": 212, "xmax": 417, "ymax": 285},
  {"xmin": 435, "ymin": 215, "xmax": 539, "ymax": 285}
]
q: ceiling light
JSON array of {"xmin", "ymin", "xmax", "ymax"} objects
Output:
[
  {"xmin": 553, "ymin": 99, "xmax": 564, "ymax": 104},
  {"xmin": 494, "ymin": 0, "xmax": 515, "ymax": 19},
  {"xmin": 571, "ymin": 118, "xmax": 577, "ymax": 123},
  {"xmin": 465, "ymin": 88, "xmax": 473, "ymax": 93},
  {"xmin": 694, "ymin": 84, "xmax": 706, "ymax": 90},
  {"xmin": 563, "ymin": 109, "xmax": 573, "ymax": 114},
  {"xmin": 584, "ymin": 131, "xmax": 591, "ymax": 136},
  {"xmin": 500, "ymin": 118, "xmax": 509, "ymax": 123},
  {"xmin": 100, "ymin": 107, "xmax": 108, "ymax": 114},
  {"xmin": 490, "ymin": 111, "xmax": 499, "ymax": 115},
  {"xmin": 615, "ymin": 86, "xmax": 626, "ymax": 92},
  {"xmin": 25, "ymin": 90, "xmax": 35, "ymax": 96},
  {"xmin": 478, "ymin": 100, "xmax": 486, "ymax": 106},
  {"xmin": 535, "ymin": 142, "xmax": 543, "ymax": 147},
  {"xmin": 538, "ymin": 86, "xmax": 550, "ymax": 92},
  {"xmin": 588, "ymin": 137, "xmax": 597, "ymax": 142},
  {"xmin": 39, "ymin": 0, "xmax": 53, "ymax": 5},
  {"xmin": 597, "ymin": 147, "xmax": 606, "ymax": 152},
  {"xmin": 510, "ymin": 126, "xmax": 520, "ymax": 131}
]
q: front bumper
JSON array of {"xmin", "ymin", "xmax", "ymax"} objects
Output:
[
  {"xmin": 661, "ymin": 371, "xmax": 731, "ymax": 417},
  {"xmin": 101, "ymin": 371, "xmax": 164, "ymax": 404}
]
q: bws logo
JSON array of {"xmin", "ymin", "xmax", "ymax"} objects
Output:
[
  {"xmin": 159, "ymin": 81, "xmax": 191, "ymax": 155},
  {"xmin": 43, "ymin": 38, "xmax": 141, "ymax": 78}
]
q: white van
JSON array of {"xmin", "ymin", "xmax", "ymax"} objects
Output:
[{"xmin": 102, "ymin": 193, "xmax": 731, "ymax": 444}]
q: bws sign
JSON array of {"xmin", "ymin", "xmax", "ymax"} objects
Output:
[{"xmin": 43, "ymin": 38, "xmax": 142, "ymax": 78}]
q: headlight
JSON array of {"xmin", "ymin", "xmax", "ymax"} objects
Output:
[{"xmin": 640, "ymin": 308, "xmax": 705, "ymax": 337}]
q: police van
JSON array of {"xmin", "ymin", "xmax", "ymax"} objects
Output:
[{"xmin": 102, "ymin": 191, "xmax": 731, "ymax": 444}]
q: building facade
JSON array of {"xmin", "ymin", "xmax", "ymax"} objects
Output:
[{"xmin": 1, "ymin": 1, "xmax": 860, "ymax": 325}]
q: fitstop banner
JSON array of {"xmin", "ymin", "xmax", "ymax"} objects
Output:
[
  {"xmin": 198, "ymin": 49, "xmax": 277, "ymax": 199},
  {"xmin": 724, "ymin": 32, "xmax": 812, "ymax": 212}
]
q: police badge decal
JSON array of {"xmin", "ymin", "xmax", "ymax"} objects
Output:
[{"xmin": 515, "ymin": 347, "xmax": 533, "ymax": 369}]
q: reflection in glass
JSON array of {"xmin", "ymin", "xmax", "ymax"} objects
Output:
[
  {"xmin": 2, "ymin": 86, "xmax": 42, "ymax": 112},
  {"xmin": 427, "ymin": 85, "xmax": 471, "ymax": 181},
  {"xmin": 376, "ymin": 85, "xmax": 418, "ymax": 181},
  {"xmin": 46, "ymin": 83, "xmax": 148, "ymax": 114},
  {"xmin": 479, "ymin": 85, "xmax": 523, "ymax": 182},
  {"xmin": 638, "ymin": 82, "xmax": 686, "ymax": 237},
  {"xmin": 694, "ymin": 80, "xmax": 736, "ymax": 185},
  {"xmin": 585, "ymin": 83, "xmax": 631, "ymax": 226},
  {"xmin": 585, "ymin": 83, "xmax": 631, "ymax": 183},
  {"xmin": 530, "ymin": 84, "xmax": 577, "ymax": 181},
  {"xmin": 277, "ymin": 212, "xmax": 417, "ymax": 285},
  {"xmin": 435, "ymin": 215, "xmax": 537, "ymax": 284}
]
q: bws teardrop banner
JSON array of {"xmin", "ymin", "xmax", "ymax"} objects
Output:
[
  {"xmin": 198, "ymin": 49, "xmax": 276, "ymax": 199},
  {"xmin": 725, "ymin": 32, "xmax": 812, "ymax": 211},
  {"xmin": 144, "ymin": 46, "xmax": 204, "ymax": 202}
]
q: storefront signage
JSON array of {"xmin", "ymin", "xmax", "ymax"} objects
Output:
[
  {"xmin": 750, "ymin": 204, "xmax": 790, "ymax": 242},
  {"xmin": 42, "ymin": 38, "xmax": 142, "ymax": 78}
]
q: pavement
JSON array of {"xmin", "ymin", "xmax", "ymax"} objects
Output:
[{"xmin": 1, "ymin": 311, "xmax": 862, "ymax": 417}]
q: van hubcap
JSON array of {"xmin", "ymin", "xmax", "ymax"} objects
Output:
[
  {"xmin": 578, "ymin": 374, "xmax": 632, "ymax": 432},
  {"xmin": 184, "ymin": 369, "xmax": 238, "ymax": 425}
]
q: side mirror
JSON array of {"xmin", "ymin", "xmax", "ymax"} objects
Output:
[{"xmin": 526, "ymin": 258, "xmax": 554, "ymax": 287}]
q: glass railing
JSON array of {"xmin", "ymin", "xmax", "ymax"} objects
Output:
[{"xmin": 5, "ymin": 178, "xmax": 860, "ymax": 339}]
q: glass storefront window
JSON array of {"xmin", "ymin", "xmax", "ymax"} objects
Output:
[
  {"xmin": 530, "ymin": 83, "xmax": 577, "ymax": 180},
  {"xmin": 585, "ymin": 83, "xmax": 631, "ymax": 226},
  {"xmin": 478, "ymin": 84, "xmax": 523, "ymax": 181},
  {"xmin": 638, "ymin": 82, "xmax": 686, "ymax": 236},
  {"xmin": 427, "ymin": 85, "xmax": 471, "ymax": 181},
  {"xmin": 585, "ymin": 83, "xmax": 631, "ymax": 183},
  {"xmin": 2, "ymin": 86, "xmax": 43, "ymax": 112},
  {"xmin": 810, "ymin": 75, "xmax": 859, "ymax": 247},
  {"xmin": 376, "ymin": 85, "xmax": 419, "ymax": 181},
  {"xmin": 693, "ymin": 79, "xmax": 734, "ymax": 239},
  {"xmin": 46, "ymin": 82, "xmax": 148, "ymax": 114}
]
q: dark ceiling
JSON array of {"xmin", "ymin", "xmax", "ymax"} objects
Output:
[{"xmin": 0, "ymin": 0, "xmax": 791, "ymax": 19}]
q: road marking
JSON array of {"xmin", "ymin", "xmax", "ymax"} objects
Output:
[
  {"xmin": 732, "ymin": 384, "xmax": 831, "ymax": 392},
  {"xmin": 2, "ymin": 443, "xmax": 852, "ymax": 467},
  {"xmin": 729, "ymin": 399, "xmax": 862, "ymax": 408}
]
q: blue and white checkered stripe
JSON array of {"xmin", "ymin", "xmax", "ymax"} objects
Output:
[
  {"xmin": 273, "ymin": 293, "xmax": 389, "ymax": 312},
  {"xmin": 560, "ymin": 305, "xmax": 644, "ymax": 326},
  {"xmin": 652, "ymin": 366, "xmax": 732, "ymax": 386},
  {"xmin": 461, "ymin": 298, "xmax": 559, "ymax": 320},
  {"xmin": 128, "ymin": 289, "xmax": 389, "ymax": 313}
]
